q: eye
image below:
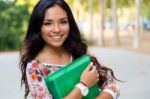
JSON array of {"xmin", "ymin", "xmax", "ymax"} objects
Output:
[
  {"xmin": 43, "ymin": 22, "xmax": 52, "ymax": 26},
  {"xmin": 60, "ymin": 20, "xmax": 68, "ymax": 24}
]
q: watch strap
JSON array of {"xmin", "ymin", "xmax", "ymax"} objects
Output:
[{"xmin": 75, "ymin": 83, "xmax": 89, "ymax": 96}]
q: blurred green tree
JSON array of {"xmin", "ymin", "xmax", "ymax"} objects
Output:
[
  {"xmin": 0, "ymin": 0, "xmax": 30, "ymax": 51},
  {"xmin": 142, "ymin": 0, "xmax": 150, "ymax": 20}
]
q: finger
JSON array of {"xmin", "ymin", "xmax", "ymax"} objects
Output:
[
  {"xmin": 97, "ymin": 78, "xmax": 100, "ymax": 82},
  {"xmin": 90, "ymin": 66, "xmax": 96, "ymax": 72},
  {"xmin": 96, "ymin": 73, "xmax": 99, "ymax": 77},
  {"xmin": 85, "ymin": 62, "xmax": 93, "ymax": 71},
  {"xmin": 96, "ymin": 70, "xmax": 98, "ymax": 74}
]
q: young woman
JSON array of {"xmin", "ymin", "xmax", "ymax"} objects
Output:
[{"xmin": 20, "ymin": 0, "xmax": 120, "ymax": 99}]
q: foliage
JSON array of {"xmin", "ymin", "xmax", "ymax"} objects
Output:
[
  {"xmin": 0, "ymin": 0, "xmax": 30, "ymax": 51},
  {"xmin": 66, "ymin": 0, "xmax": 75, "ymax": 4},
  {"xmin": 142, "ymin": 0, "xmax": 150, "ymax": 20},
  {"xmin": 142, "ymin": 3, "xmax": 150, "ymax": 20}
]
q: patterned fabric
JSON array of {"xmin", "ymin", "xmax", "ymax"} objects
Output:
[
  {"xmin": 26, "ymin": 60, "xmax": 120, "ymax": 99},
  {"xmin": 26, "ymin": 60, "xmax": 63, "ymax": 99},
  {"xmin": 103, "ymin": 75, "xmax": 120, "ymax": 99}
]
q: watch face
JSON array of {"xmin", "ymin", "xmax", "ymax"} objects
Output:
[
  {"xmin": 76, "ymin": 83, "xmax": 89, "ymax": 96},
  {"xmin": 82, "ymin": 87, "xmax": 89, "ymax": 96}
]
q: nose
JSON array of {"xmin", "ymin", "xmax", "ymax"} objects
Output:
[{"xmin": 53, "ymin": 23, "xmax": 60, "ymax": 33}]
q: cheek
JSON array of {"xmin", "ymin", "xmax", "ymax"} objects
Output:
[
  {"xmin": 40, "ymin": 33, "xmax": 47, "ymax": 43},
  {"xmin": 64, "ymin": 26, "xmax": 70, "ymax": 39},
  {"xmin": 41, "ymin": 26, "xmax": 52, "ymax": 34},
  {"xmin": 40, "ymin": 28, "xmax": 49, "ymax": 41},
  {"xmin": 64, "ymin": 24, "xmax": 70, "ymax": 35}
]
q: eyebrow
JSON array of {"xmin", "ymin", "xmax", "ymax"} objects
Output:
[{"xmin": 44, "ymin": 17, "xmax": 68, "ymax": 22}]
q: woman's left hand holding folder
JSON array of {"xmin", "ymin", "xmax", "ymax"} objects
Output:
[{"xmin": 80, "ymin": 62, "xmax": 99, "ymax": 88}]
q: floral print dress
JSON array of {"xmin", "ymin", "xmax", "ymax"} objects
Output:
[
  {"xmin": 26, "ymin": 60, "xmax": 120, "ymax": 99},
  {"xmin": 26, "ymin": 60, "xmax": 64, "ymax": 99}
]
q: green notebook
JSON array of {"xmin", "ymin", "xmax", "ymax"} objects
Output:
[{"xmin": 44, "ymin": 54, "xmax": 100, "ymax": 99}]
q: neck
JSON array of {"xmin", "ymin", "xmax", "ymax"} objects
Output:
[
  {"xmin": 42, "ymin": 44, "xmax": 66, "ymax": 56},
  {"xmin": 35, "ymin": 44, "xmax": 71, "ymax": 65}
]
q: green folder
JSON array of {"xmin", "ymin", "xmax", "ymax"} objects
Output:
[{"xmin": 44, "ymin": 54, "xmax": 100, "ymax": 99}]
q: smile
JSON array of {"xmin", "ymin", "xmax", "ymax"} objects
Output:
[{"xmin": 49, "ymin": 35, "xmax": 63, "ymax": 40}]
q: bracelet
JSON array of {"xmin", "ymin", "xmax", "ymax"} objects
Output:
[
  {"xmin": 103, "ymin": 88, "xmax": 117, "ymax": 99},
  {"xmin": 80, "ymin": 81, "xmax": 88, "ymax": 87}
]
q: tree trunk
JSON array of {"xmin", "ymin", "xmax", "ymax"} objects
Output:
[
  {"xmin": 133, "ymin": 0, "xmax": 142, "ymax": 49},
  {"xmin": 88, "ymin": 0, "xmax": 93, "ymax": 40},
  {"xmin": 99, "ymin": 0, "xmax": 106, "ymax": 46},
  {"xmin": 111, "ymin": 0, "xmax": 119, "ymax": 45}
]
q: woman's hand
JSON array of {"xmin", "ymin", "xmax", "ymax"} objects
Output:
[{"xmin": 80, "ymin": 62, "xmax": 99, "ymax": 88}]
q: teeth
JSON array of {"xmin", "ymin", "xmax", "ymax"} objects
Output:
[{"xmin": 51, "ymin": 35, "xmax": 62, "ymax": 39}]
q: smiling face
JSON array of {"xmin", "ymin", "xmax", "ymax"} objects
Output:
[{"xmin": 41, "ymin": 5, "xmax": 70, "ymax": 48}]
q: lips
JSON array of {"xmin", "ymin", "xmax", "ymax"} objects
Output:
[{"xmin": 49, "ymin": 35, "xmax": 63, "ymax": 41}]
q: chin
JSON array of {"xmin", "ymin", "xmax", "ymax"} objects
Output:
[{"xmin": 50, "ymin": 42, "xmax": 64, "ymax": 48}]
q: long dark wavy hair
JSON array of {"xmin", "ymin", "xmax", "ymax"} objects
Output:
[{"xmin": 20, "ymin": 0, "xmax": 119, "ymax": 98}]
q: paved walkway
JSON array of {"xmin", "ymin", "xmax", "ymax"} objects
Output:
[{"xmin": 0, "ymin": 47, "xmax": 150, "ymax": 99}]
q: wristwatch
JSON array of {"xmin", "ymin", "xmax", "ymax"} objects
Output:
[{"xmin": 75, "ymin": 83, "xmax": 89, "ymax": 96}]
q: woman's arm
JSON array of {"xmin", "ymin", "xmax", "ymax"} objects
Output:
[
  {"xmin": 64, "ymin": 62, "xmax": 99, "ymax": 99},
  {"xmin": 63, "ymin": 86, "xmax": 82, "ymax": 99},
  {"xmin": 64, "ymin": 89, "xmax": 114, "ymax": 99},
  {"xmin": 96, "ymin": 78, "xmax": 120, "ymax": 99},
  {"xmin": 96, "ymin": 92, "xmax": 113, "ymax": 99}
]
